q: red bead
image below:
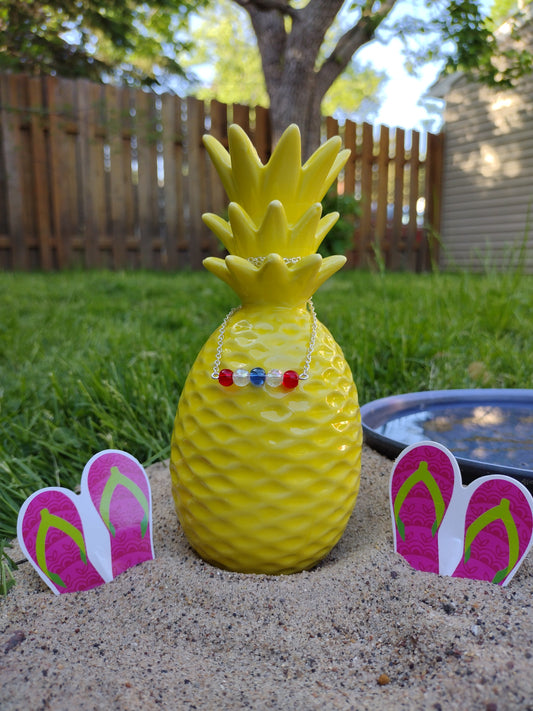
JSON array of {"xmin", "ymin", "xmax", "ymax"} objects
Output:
[
  {"xmin": 218, "ymin": 369, "xmax": 234, "ymax": 386},
  {"xmin": 282, "ymin": 370, "xmax": 299, "ymax": 389}
]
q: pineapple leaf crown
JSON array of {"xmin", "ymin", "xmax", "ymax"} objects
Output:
[{"xmin": 202, "ymin": 124, "xmax": 350, "ymax": 306}]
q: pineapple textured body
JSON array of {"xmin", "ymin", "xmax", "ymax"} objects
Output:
[{"xmin": 170, "ymin": 305, "xmax": 362, "ymax": 573}]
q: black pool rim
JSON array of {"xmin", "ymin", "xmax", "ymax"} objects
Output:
[{"xmin": 361, "ymin": 388, "xmax": 533, "ymax": 492}]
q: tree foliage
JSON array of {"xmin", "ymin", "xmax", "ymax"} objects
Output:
[
  {"xmin": 0, "ymin": 0, "xmax": 207, "ymax": 87},
  {"xmin": 185, "ymin": 1, "xmax": 269, "ymax": 106},
  {"xmin": 320, "ymin": 64, "xmax": 383, "ymax": 120},
  {"xmin": 428, "ymin": 0, "xmax": 532, "ymax": 87},
  {"xmin": 489, "ymin": 0, "xmax": 532, "ymax": 26}
]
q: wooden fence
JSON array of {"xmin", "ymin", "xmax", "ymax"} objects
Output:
[{"xmin": 0, "ymin": 73, "xmax": 443, "ymax": 271}]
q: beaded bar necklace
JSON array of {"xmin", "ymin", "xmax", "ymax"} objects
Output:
[{"xmin": 211, "ymin": 298, "xmax": 317, "ymax": 390}]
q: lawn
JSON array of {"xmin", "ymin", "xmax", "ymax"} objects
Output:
[{"xmin": 1, "ymin": 268, "xmax": 532, "ymax": 543}]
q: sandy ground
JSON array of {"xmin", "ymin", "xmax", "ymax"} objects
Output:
[{"xmin": 2, "ymin": 444, "xmax": 533, "ymax": 711}]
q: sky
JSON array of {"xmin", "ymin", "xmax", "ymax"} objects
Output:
[
  {"xmin": 347, "ymin": 0, "xmax": 494, "ymax": 132},
  {"xmin": 357, "ymin": 39, "xmax": 445, "ymax": 132}
]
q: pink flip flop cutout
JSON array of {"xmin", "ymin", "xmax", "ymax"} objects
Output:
[
  {"xmin": 390, "ymin": 441, "xmax": 533, "ymax": 585},
  {"xmin": 83, "ymin": 450, "xmax": 154, "ymax": 578},
  {"xmin": 452, "ymin": 477, "xmax": 533, "ymax": 586},
  {"xmin": 390, "ymin": 442, "xmax": 458, "ymax": 574},
  {"xmin": 17, "ymin": 488, "xmax": 107, "ymax": 595},
  {"xmin": 18, "ymin": 450, "xmax": 155, "ymax": 594}
]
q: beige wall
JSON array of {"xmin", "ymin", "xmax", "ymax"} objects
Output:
[{"xmin": 440, "ymin": 69, "xmax": 533, "ymax": 272}]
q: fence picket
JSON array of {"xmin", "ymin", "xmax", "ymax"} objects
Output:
[
  {"xmin": 105, "ymin": 85, "xmax": 126, "ymax": 268},
  {"xmin": 0, "ymin": 73, "xmax": 442, "ymax": 272},
  {"xmin": 27, "ymin": 77, "xmax": 52, "ymax": 269},
  {"xmin": 356, "ymin": 122, "xmax": 374, "ymax": 268},
  {"xmin": 1, "ymin": 75, "xmax": 26, "ymax": 268},
  {"xmin": 344, "ymin": 120, "xmax": 356, "ymax": 195},
  {"xmin": 46, "ymin": 77, "xmax": 65, "ymax": 268},
  {"xmin": 390, "ymin": 128, "xmax": 405, "ymax": 270},
  {"xmin": 136, "ymin": 89, "xmax": 159, "ymax": 268},
  {"xmin": 425, "ymin": 131, "xmax": 443, "ymax": 269},
  {"xmin": 375, "ymin": 125, "xmax": 389, "ymax": 261},
  {"xmin": 186, "ymin": 96, "xmax": 207, "ymax": 267},
  {"xmin": 0, "ymin": 77, "xmax": 7, "ymax": 266},
  {"xmin": 232, "ymin": 104, "xmax": 250, "ymax": 136},
  {"xmin": 208, "ymin": 100, "xmax": 227, "ymax": 224},
  {"xmin": 55, "ymin": 77, "xmax": 79, "ymax": 265},
  {"xmin": 254, "ymin": 106, "xmax": 270, "ymax": 163},
  {"xmin": 161, "ymin": 93, "xmax": 183, "ymax": 269},
  {"xmin": 406, "ymin": 131, "xmax": 421, "ymax": 272}
]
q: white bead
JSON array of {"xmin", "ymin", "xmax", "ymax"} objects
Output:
[
  {"xmin": 233, "ymin": 368, "xmax": 250, "ymax": 387},
  {"xmin": 266, "ymin": 369, "xmax": 283, "ymax": 387}
]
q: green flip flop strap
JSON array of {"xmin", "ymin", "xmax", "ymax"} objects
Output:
[
  {"xmin": 394, "ymin": 461, "xmax": 446, "ymax": 541},
  {"xmin": 35, "ymin": 508, "xmax": 87, "ymax": 588},
  {"xmin": 99, "ymin": 466, "xmax": 149, "ymax": 538},
  {"xmin": 463, "ymin": 498, "xmax": 520, "ymax": 584}
]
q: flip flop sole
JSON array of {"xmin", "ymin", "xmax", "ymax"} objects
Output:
[
  {"xmin": 452, "ymin": 477, "xmax": 533, "ymax": 586},
  {"xmin": 17, "ymin": 488, "xmax": 106, "ymax": 595},
  {"xmin": 83, "ymin": 450, "xmax": 154, "ymax": 578},
  {"xmin": 390, "ymin": 442, "xmax": 458, "ymax": 574}
]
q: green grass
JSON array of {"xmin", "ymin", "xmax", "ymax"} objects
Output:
[{"xmin": 1, "ymin": 268, "xmax": 533, "ymax": 544}]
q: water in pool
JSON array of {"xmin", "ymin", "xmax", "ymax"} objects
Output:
[{"xmin": 376, "ymin": 404, "xmax": 533, "ymax": 470}]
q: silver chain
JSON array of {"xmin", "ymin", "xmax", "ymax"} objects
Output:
[
  {"xmin": 247, "ymin": 256, "xmax": 302, "ymax": 267},
  {"xmin": 210, "ymin": 298, "xmax": 317, "ymax": 380},
  {"xmin": 299, "ymin": 298, "xmax": 317, "ymax": 380},
  {"xmin": 211, "ymin": 306, "xmax": 240, "ymax": 379}
]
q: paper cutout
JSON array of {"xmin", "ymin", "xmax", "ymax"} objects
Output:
[
  {"xmin": 390, "ymin": 441, "xmax": 533, "ymax": 586},
  {"xmin": 17, "ymin": 450, "xmax": 154, "ymax": 595}
]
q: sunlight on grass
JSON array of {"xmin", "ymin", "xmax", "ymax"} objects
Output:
[{"xmin": 1, "ymin": 268, "xmax": 532, "ymax": 540}]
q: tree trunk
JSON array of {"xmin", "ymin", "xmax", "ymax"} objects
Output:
[
  {"xmin": 236, "ymin": 0, "xmax": 399, "ymax": 158},
  {"xmin": 268, "ymin": 72, "xmax": 326, "ymax": 159},
  {"xmin": 243, "ymin": 0, "xmax": 345, "ymax": 158}
]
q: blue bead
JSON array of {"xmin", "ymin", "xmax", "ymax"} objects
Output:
[{"xmin": 249, "ymin": 367, "xmax": 266, "ymax": 386}]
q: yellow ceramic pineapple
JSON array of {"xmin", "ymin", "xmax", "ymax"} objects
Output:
[{"xmin": 170, "ymin": 124, "xmax": 362, "ymax": 574}]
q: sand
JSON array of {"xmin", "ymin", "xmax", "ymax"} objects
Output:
[{"xmin": 2, "ymin": 444, "xmax": 532, "ymax": 710}]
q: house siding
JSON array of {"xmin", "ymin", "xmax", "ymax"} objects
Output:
[{"xmin": 440, "ymin": 59, "xmax": 533, "ymax": 273}]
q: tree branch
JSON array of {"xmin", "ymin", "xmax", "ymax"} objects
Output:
[
  {"xmin": 315, "ymin": 0, "xmax": 399, "ymax": 98},
  {"xmin": 296, "ymin": 0, "xmax": 345, "ymax": 41}
]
